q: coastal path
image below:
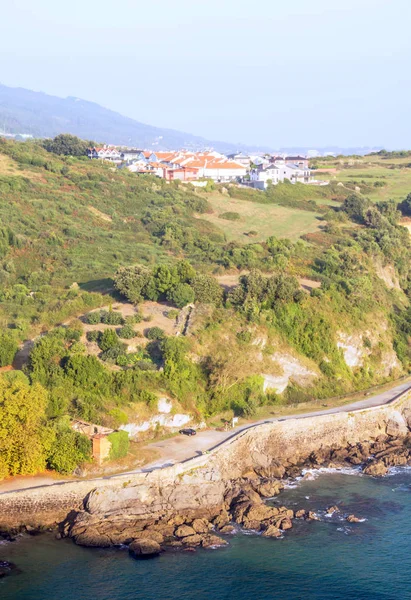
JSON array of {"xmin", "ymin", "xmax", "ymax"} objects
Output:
[{"xmin": 1, "ymin": 379, "xmax": 411, "ymax": 495}]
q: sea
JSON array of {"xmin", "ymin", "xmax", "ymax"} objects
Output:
[{"xmin": 2, "ymin": 469, "xmax": 411, "ymax": 600}]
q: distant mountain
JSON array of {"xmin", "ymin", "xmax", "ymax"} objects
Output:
[{"xmin": 0, "ymin": 83, "xmax": 266, "ymax": 153}]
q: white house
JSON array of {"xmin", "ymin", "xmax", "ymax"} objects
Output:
[{"xmin": 88, "ymin": 146, "xmax": 122, "ymax": 163}]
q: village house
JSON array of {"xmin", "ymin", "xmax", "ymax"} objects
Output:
[
  {"xmin": 226, "ymin": 152, "xmax": 252, "ymax": 167},
  {"xmin": 88, "ymin": 145, "xmax": 122, "ymax": 163},
  {"xmin": 119, "ymin": 148, "xmax": 144, "ymax": 161}
]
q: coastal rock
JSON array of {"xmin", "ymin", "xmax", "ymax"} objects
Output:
[
  {"xmin": 295, "ymin": 509, "xmax": 307, "ymax": 519},
  {"xmin": 307, "ymin": 511, "xmax": 320, "ymax": 521},
  {"xmin": 219, "ymin": 525, "xmax": 236, "ymax": 534},
  {"xmin": 0, "ymin": 561, "xmax": 19, "ymax": 579},
  {"xmin": 175, "ymin": 525, "xmax": 196, "ymax": 538},
  {"xmin": 191, "ymin": 518, "xmax": 212, "ymax": 534},
  {"xmin": 147, "ymin": 523, "xmax": 175, "ymax": 537},
  {"xmin": 242, "ymin": 503, "xmax": 279, "ymax": 525},
  {"xmin": 73, "ymin": 528, "xmax": 113, "ymax": 548},
  {"xmin": 252, "ymin": 479, "xmax": 283, "ymax": 498},
  {"xmin": 213, "ymin": 510, "xmax": 231, "ymax": 530},
  {"xmin": 139, "ymin": 530, "xmax": 164, "ymax": 544},
  {"xmin": 201, "ymin": 534, "xmax": 228, "ymax": 548},
  {"xmin": 386, "ymin": 417, "xmax": 408, "ymax": 438},
  {"xmin": 255, "ymin": 463, "xmax": 286, "ymax": 479},
  {"xmin": 363, "ymin": 460, "xmax": 388, "ymax": 477},
  {"xmin": 346, "ymin": 515, "xmax": 362, "ymax": 523},
  {"xmin": 129, "ymin": 539, "xmax": 161, "ymax": 558},
  {"xmin": 181, "ymin": 534, "xmax": 203, "ymax": 546},
  {"xmin": 276, "ymin": 517, "xmax": 292, "ymax": 531},
  {"xmin": 165, "ymin": 540, "xmax": 183, "ymax": 548},
  {"xmin": 326, "ymin": 506, "xmax": 339, "ymax": 515},
  {"xmin": 262, "ymin": 525, "xmax": 282, "ymax": 538}
]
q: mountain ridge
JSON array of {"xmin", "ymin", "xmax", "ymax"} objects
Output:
[{"xmin": 0, "ymin": 83, "xmax": 265, "ymax": 153}]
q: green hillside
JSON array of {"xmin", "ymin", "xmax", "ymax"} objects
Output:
[{"xmin": 1, "ymin": 137, "xmax": 411, "ymax": 479}]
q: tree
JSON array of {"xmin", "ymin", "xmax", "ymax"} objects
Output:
[
  {"xmin": 47, "ymin": 428, "xmax": 91, "ymax": 474},
  {"xmin": 114, "ymin": 265, "xmax": 153, "ymax": 303},
  {"xmin": 167, "ymin": 283, "xmax": 195, "ymax": 308},
  {"xmin": 0, "ymin": 331, "xmax": 18, "ymax": 367},
  {"xmin": 0, "ymin": 377, "xmax": 49, "ymax": 477},
  {"xmin": 376, "ymin": 200, "xmax": 400, "ymax": 225},
  {"xmin": 341, "ymin": 194, "xmax": 370, "ymax": 223},
  {"xmin": 175, "ymin": 260, "xmax": 196, "ymax": 283},
  {"xmin": 42, "ymin": 134, "xmax": 90, "ymax": 156},
  {"xmin": 153, "ymin": 265, "xmax": 179, "ymax": 295},
  {"xmin": 191, "ymin": 274, "xmax": 223, "ymax": 305},
  {"xmin": 398, "ymin": 193, "xmax": 411, "ymax": 216}
]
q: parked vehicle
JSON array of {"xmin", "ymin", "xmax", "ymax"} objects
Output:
[{"xmin": 179, "ymin": 428, "xmax": 196, "ymax": 436}]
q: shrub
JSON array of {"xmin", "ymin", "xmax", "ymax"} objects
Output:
[
  {"xmin": 166, "ymin": 283, "xmax": 195, "ymax": 308},
  {"xmin": 134, "ymin": 360, "xmax": 157, "ymax": 371},
  {"xmin": 118, "ymin": 324, "xmax": 135, "ymax": 339},
  {"xmin": 146, "ymin": 327, "xmax": 166, "ymax": 340},
  {"xmin": 100, "ymin": 310, "xmax": 124, "ymax": 325},
  {"xmin": 86, "ymin": 330, "xmax": 100, "ymax": 343},
  {"xmin": 124, "ymin": 313, "xmax": 142, "ymax": 325},
  {"xmin": 236, "ymin": 330, "xmax": 252, "ymax": 344},
  {"xmin": 84, "ymin": 311, "xmax": 101, "ymax": 324},
  {"xmin": 99, "ymin": 329, "xmax": 119, "ymax": 351},
  {"xmin": 166, "ymin": 309, "xmax": 179, "ymax": 320},
  {"xmin": 100, "ymin": 344, "xmax": 127, "ymax": 362},
  {"xmin": 109, "ymin": 408, "xmax": 128, "ymax": 427},
  {"xmin": 108, "ymin": 430, "xmax": 130, "ymax": 460},
  {"xmin": 219, "ymin": 211, "xmax": 241, "ymax": 221}
]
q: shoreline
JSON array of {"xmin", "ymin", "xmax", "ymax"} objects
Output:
[{"xmin": 2, "ymin": 385, "xmax": 411, "ymax": 559}]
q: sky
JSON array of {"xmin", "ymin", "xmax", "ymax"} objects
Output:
[{"xmin": 1, "ymin": 0, "xmax": 410, "ymax": 149}]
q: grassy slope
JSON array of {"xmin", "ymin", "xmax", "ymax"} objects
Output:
[
  {"xmin": 197, "ymin": 192, "xmax": 323, "ymax": 242},
  {"xmin": 312, "ymin": 154, "xmax": 411, "ymax": 202}
]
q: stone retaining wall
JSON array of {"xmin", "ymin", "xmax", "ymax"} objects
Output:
[{"xmin": 1, "ymin": 391, "xmax": 410, "ymax": 528}]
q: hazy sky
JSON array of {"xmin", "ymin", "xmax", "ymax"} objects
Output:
[{"xmin": 1, "ymin": 0, "xmax": 410, "ymax": 148}]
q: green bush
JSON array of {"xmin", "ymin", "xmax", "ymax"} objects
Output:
[
  {"xmin": 109, "ymin": 408, "xmax": 128, "ymax": 427},
  {"xmin": 146, "ymin": 327, "xmax": 166, "ymax": 340},
  {"xmin": 108, "ymin": 430, "xmax": 130, "ymax": 460},
  {"xmin": 167, "ymin": 283, "xmax": 195, "ymax": 308},
  {"xmin": 124, "ymin": 314, "xmax": 142, "ymax": 325},
  {"xmin": 84, "ymin": 311, "xmax": 101, "ymax": 324},
  {"xmin": 118, "ymin": 324, "xmax": 135, "ymax": 339},
  {"xmin": 100, "ymin": 310, "xmax": 124, "ymax": 325},
  {"xmin": 219, "ymin": 211, "xmax": 241, "ymax": 221},
  {"xmin": 100, "ymin": 344, "xmax": 127, "ymax": 362},
  {"xmin": 86, "ymin": 330, "xmax": 100, "ymax": 343},
  {"xmin": 0, "ymin": 331, "xmax": 18, "ymax": 367},
  {"xmin": 99, "ymin": 328, "xmax": 119, "ymax": 351}
]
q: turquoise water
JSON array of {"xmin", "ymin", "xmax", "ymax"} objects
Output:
[{"xmin": 2, "ymin": 471, "xmax": 411, "ymax": 600}]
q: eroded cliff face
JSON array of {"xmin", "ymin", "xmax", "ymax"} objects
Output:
[{"xmin": 1, "ymin": 392, "xmax": 411, "ymax": 545}]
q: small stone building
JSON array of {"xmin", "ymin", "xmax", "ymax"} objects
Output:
[{"xmin": 71, "ymin": 419, "xmax": 114, "ymax": 465}]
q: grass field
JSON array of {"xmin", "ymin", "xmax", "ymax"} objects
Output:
[
  {"xmin": 198, "ymin": 193, "xmax": 324, "ymax": 242},
  {"xmin": 313, "ymin": 155, "xmax": 411, "ymax": 203}
]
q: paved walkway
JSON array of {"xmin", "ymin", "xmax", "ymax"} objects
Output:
[{"xmin": 1, "ymin": 380, "xmax": 410, "ymax": 494}]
